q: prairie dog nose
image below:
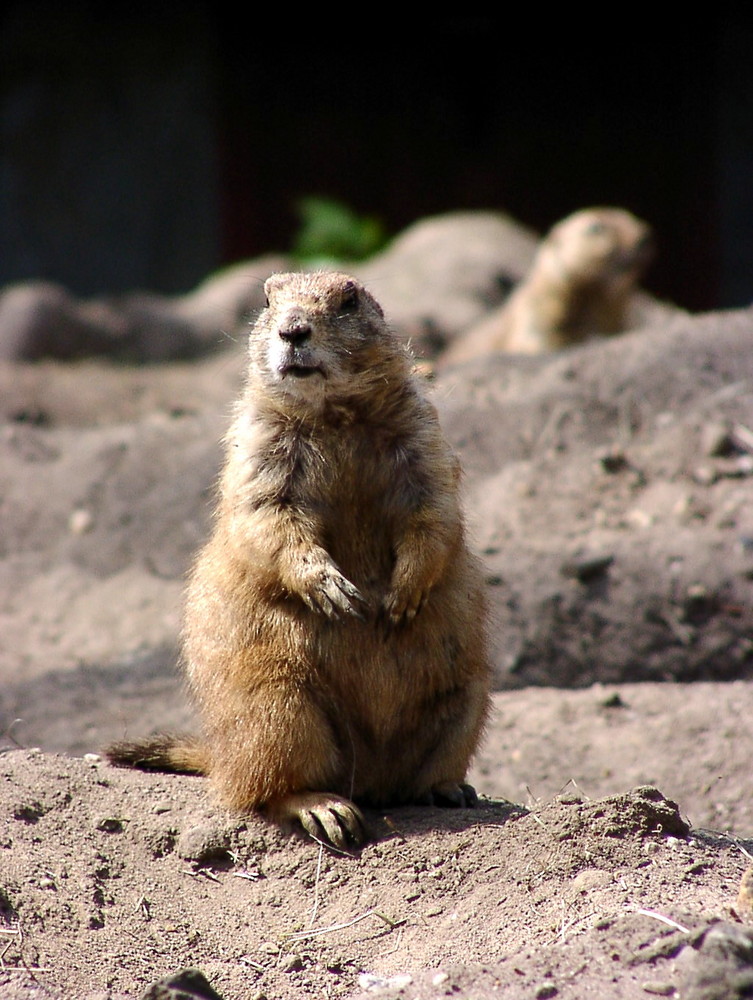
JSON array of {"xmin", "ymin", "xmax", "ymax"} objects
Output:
[{"xmin": 278, "ymin": 315, "xmax": 312, "ymax": 344}]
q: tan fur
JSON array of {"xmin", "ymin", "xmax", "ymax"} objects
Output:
[
  {"xmin": 441, "ymin": 207, "xmax": 653, "ymax": 365},
  {"xmin": 106, "ymin": 271, "xmax": 491, "ymax": 847}
]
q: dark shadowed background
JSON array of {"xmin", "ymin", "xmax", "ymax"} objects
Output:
[{"xmin": 2, "ymin": 5, "xmax": 753, "ymax": 311}]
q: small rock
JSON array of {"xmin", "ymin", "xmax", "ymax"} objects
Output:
[
  {"xmin": 560, "ymin": 552, "xmax": 614, "ymax": 583},
  {"xmin": 535, "ymin": 986, "xmax": 558, "ymax": 999},
  {"xmin": 280, "ymin": 953, "xmax": 303, "ymax": 973},
  {"xmin": 600, "ymin": 691, "xmax": 627, "ymax": 709},
  {"xmin": 95, "ymin": 816, "xmax": 124, "ymax": 833},
  {"xmin": 177, "ymin": 822, "xmax": 230, "ymax": 862},
  {"xmin": 140, "ymin": 967, "xmax": 225, "ymax": 999},
  {"xmin": 13, "ymin": 801, "xmax": 45, "ymax": 823},
  {"xmin": 701, "ymin": 421, "xmax": 734, "ymax": 457},
  {"xmin": 69, "ymin": 507, "xmax": 94, "ymax": 534},
  {"xmin": 641, "ymin": 982, "xmax": 675, "ymax": 996},
  {"xmin": 692, "ymin": 464, "xmax": 718, "ymax": 486},
  {"xmin": 358, "ymin": 972, "xmax": 413, "ymax": 992},
  {"xmin": 628, "ymin": 508, "xmax": 654, "ymax": 528},
  {"xmin": 570, "ymin": 869, "xmax": 613, "ymax": 893},
  {"xmin": 598, "ymin": 448, "xmax": 630, "ymax": 473}
]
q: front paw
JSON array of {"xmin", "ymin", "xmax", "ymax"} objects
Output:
[
  {"xmin": 300, "ymin": 561, "xmax": 368, "ymax": 621},
  {"xmin": 382, "ymin": 584, "xmax": 428, "ymax": 626}
]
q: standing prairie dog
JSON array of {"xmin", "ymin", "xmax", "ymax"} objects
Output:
[
  {"xmin": 441, "ymin": 207, "xmax": 653, "ymax": 364},
  {"xmin": 106, "ymin": 271, "xmax": 491, "ymax": 848}
]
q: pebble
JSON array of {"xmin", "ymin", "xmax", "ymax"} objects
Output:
[
  {"xmin": 176, "ymin": 821, "xmax": 230, "ymax": 862},
  {"xmin": 358, "ymin": 972, "xmax": 413, "ymax": 991},
  {"xmin": 94, "ymin": 816, "xmax": 125, "ymax": 833},
  {"xmin": 570, "ymin": 869, "xmax": 613, "ymax": 893},
  {"xmin": 280, "ymin": 953, "xmax": 303, "ymax": 972},
  {"xmin": 69, "ymin": 508, "xmax": 94, "ymax": 534}
]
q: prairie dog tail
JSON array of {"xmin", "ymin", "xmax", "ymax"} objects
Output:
[{"xmin": 104, "ymin": 733, "xmax": 209, "ymax": 775}]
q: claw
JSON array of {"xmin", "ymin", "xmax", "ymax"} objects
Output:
[
  {"xmin": 383, "ymin": 587, "xmax": 427, "ymax": 627},
  {"xmin": 330, "ymin": 799, "xmax": 366, "ymax": 841},
  {"xmin": 460, "ymin": 783, "xmax": 479, "ymax": 807},
  {"xmin": 300, "ymin": 806, "xmax": 350, "ymax": 849},
  {"xmin": 303, "ymin": 565, "xmax": 368, "ymax": 621},
  {"xmin": 267, "ymin": 792, "xmax": 366, "ymax": 848},
  {"xmin": 426, "ymin": 781, "xmax": 479, "ymax": 808}
]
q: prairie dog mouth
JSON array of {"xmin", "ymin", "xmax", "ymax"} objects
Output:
[
  {"xmin": 279, "ymin": 362, "xmax": 324, "ymax": 379},
  {"xmin": 275, "ymin": 343, "xmax": 326, "ymax": 379}
]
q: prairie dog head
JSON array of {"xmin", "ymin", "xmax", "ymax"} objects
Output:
[
  {"xmin": 540, "ymin": 207, "xmax": 653, "ymax": 290},
  {"xmin": 248, "ymin": 271, "xmax": 404, "ymax": 407}
]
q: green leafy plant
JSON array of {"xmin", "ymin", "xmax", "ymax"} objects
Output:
[{"xmin": 291, "ymin": 195, "xmax": 387, "ymax": 266}]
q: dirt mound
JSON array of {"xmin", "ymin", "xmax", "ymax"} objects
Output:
[
  {"xmin": 436, "ymin": 304, "xmax": 753, "ymax": 686},
  {"xmin": 1, "ymin": 750, "xmax": 751, "ymax": 1000}
]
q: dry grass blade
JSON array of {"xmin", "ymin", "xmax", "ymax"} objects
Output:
[
  {"xmin": 635, "ymin": 908, "xmax": 690, "ymax": 933},
  {"xmin": 289, "ymin": 908, "xmax": 403, "ymax": 942}
]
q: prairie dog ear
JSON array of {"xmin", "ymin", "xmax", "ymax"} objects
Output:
[
  {"xmin": 263, "ymin": 273, "xmax": 292, "ymax": 304},
  {"xmin": 353, "ymin": 280, "xmax": 385, "ymax": 320}
]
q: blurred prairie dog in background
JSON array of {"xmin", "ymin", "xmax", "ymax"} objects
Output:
[{"xmin": 441, "ymin": 207, "xmax": 653, "ymax": 365}]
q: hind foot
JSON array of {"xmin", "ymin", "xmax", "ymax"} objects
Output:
[
  {"xmin": 264, "ymin": 791, "xmax": 366, "ymax": 849},
  {"xmin": 414, "ymin": 782, "xmax": 479, "ymax": 808}
]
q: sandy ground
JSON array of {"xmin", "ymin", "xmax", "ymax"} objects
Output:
[{"xmin": 1, "ymin": 211, "xmax": 752, "ymax": 999}]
